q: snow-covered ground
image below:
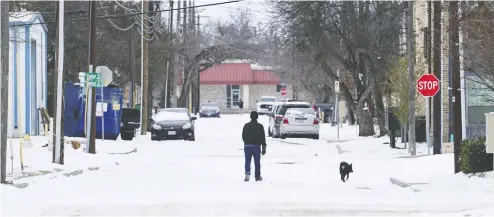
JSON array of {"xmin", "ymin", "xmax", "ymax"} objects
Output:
[{"xmin": 1, "ymin": 114, "xmax": 494, "ymax": 216}]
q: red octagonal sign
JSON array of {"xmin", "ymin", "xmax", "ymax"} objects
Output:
[
  {"xmin": 281, "ymin": 87, "xmax": 287, "ymax": 96},
  {"xmin": 417, "ymin": 74, "xmax": 440, "ymax": 97}
]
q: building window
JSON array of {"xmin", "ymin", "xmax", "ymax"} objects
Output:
[{"xmin": 276, "ymin": 83, "xmax": 286, "ymax": 92}]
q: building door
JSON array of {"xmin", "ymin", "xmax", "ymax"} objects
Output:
[
  {"xmin": 226, "ymin": 85, "xmax": 240, "ymax": 108},
  {"xmin": 232, "ymin": 89, "xmax": 240, "ymax": 108}
]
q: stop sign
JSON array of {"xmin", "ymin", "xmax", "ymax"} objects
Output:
[
  {"xmin": 417, "ymin": 74, "xmax": 440, "ymax": 97},
  {"xmin": 281, "ymin": 87, "xmax": 287, "ymax": 96}
]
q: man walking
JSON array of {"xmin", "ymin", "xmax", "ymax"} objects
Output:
[
  {"xmin": 238, "ymin": 99, "xmax": 244, "ymax": 115},
  {"xmin": 242, "ymin": 111, "xmax": 267, "ymax": 181}
]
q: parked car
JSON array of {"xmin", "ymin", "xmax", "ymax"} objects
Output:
[
  {"xmin": 277, "ymin": 98, "xmax": 303, "ymax": 103},
  {"xmin": 199, "ymin": 103, "xmax": 221, "ymax": 118},
  {"xmin": 267, "ymin": 101, "xmax": 312, "ymax": 138},
  {"xmin": 256, "ymin": 96, "xmax": 277, "ymax": 115},
  {"xmin": 150, "ymin": 110, "xmax": 197, "ymax": 141},
  {"xmin": 313, "ymin": 103, "xmax": 333, "ymax": 123},
  {"xmin": 279, "ymin": 108, "xmax": 320, "ymax": 139},
  {"xmin": 120, "ymin": 108, "xmax": 141, "ymax": 141},
  {"xmin": 148, "ymin": 108, "xmax": 196, "ymax": 132},
  {"xmin": 159, "ymin": 107, "xmax": 190, "ymax": 114},
  {"xmin": 267, "ymin": 102, "xmax": 284, "ymax": 137}
]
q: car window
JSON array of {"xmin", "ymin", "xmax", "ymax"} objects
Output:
[
  {"xmin": 277, "ymin": 104, "xmax": 311, "ymax": 115},
  {"xmin": 260, "ymin": 98, "xmax": 276, "ymax": 102},
  {"xmin": 287, "ymin": 108, "xmax": 315, "ymax": 115},
  {"xmin": 202, "ymin": 104, "xmax": 218, "ymax": 107},
  {"xmin": 162, "ymin": 108, "xmax": 187, "ymax": 113},
  {"xmin": 154, "ymin": 111, "xmax": 189, "ymax": 122}
]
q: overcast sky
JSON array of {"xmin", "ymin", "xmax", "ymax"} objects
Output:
[
  {"xmin": 196, "ymin": 0, "xmax": 270, "ymax": 25},
  {"xmin": 159, "ymin": 0, "xmax": 270, "ymax": 27}
]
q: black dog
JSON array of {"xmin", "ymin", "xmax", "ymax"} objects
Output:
[{"xmin": 339, "ymin": 162, "xmax": 353, "ymax": 182}]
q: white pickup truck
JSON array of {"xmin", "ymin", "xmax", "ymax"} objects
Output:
[{"xmin": 256, "ymin": 96, "xmax": 277, "ymax": 115}]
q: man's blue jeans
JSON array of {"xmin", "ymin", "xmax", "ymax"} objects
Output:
[{"xmin": 244, "ymin": 144, "xmax": 261, "ymax": 178}]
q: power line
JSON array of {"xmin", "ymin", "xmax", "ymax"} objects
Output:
[{"xmin": 9, "ymin": 0, "xmax": 244, "ymax": 27}]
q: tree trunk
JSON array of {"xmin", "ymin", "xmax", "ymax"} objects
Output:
[
  {"xmin": 367, "ymin": 97, "xmax": 376, "ymax": 119},
  {"xmin": 374, "ymin": 86, "xmax": 387, "ymax": 137},
  {"xmin": 356, "ymin": 106, "xmax": 375, "ymax": 136}
]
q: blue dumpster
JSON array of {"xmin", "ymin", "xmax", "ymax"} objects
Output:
[{"xmin": 63, "ymin": 83, "xmax": 124, "ymax": 140}]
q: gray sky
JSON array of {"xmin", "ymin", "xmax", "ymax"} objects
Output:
[
  {"xmin": 196, "ymin": 0, "xmax": 270, "ymax": 26},
  {"xmin": 159, "ymin": 0, "xmax": 270, "ymax": 27}
]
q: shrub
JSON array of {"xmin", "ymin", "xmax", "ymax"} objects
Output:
[{"xmin": 460, "ymin": 138, "xmax": 493, "ymax": 174}]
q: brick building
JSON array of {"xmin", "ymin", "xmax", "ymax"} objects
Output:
[{"xmin": 197, "ymin": 63, "xmax": 293, "ymax": 110}]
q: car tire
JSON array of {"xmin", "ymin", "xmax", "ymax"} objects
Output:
[
  {"xmin": 188, "ymin": 132, "xmax": 196, "ymax": 141},
  {"xmin": 313, "ymin": 134, "xmax": 319, "ymax": 140},
  {"xmin": 280, "ymin": 134, "xmax": 286, "ymax": 139},
  {"xmin": 120, "ymin": 131, "xmax": 134, "ymax": 141},
  {"xmin": 151, "ymin": 136, "xmax": 160, "ymax": 141},
  {"xmin": 273, "ymin": 131, "xmax": 279, "ymax": 138}
]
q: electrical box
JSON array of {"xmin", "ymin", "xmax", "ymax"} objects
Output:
[{"xmin": 485, "ymin": 112, "xmax": 494, "ymax": 154}]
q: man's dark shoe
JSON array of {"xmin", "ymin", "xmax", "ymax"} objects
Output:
[
  {"xmin": 255, "ymin": 176, "xmax": 263, "ymax": 181},
  {"xmin": 244, "ymin": 174, "xmax": 250, "ymax": 182}
]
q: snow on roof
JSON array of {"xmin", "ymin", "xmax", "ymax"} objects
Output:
[
  {"xmin": 9, "ymin": 11, "xmax": 47, "ymax": 32},
  {"xmin": 222, "ymin": 59, "xmax": 251, "ymax": 64},
  {"xmin": 251, "ymin": 64, "xmax": 274, "ymax": 70}
]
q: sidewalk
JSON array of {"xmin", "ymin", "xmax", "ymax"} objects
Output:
[{"xmin": 4, "ymin": 135, "xmax": 142, "ymax": 187}]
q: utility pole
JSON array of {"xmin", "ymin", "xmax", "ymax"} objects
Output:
[
  {"xmin": 183, "ymin": 0, "xmax": 189, "ymax": 110},
  {"xmin": 53, "ymin": 0, "xmax": 65, "ymax": 163},
  {"xmin": 0, "ymin": 0, "xmax": 10, "ymax": 183},
  {"xmin": 196, "ymin": 14, "xmax": 201, "ymax": 113},
  {"xmin": 189, "ymin": 0, "xmax": 195, "ymax": 113},
  {"xmin": 129, "ymin": 26, "xmax": 135, "ymax": 107},
  {"xmin": 174, "ymin": 0, "xmax": 181, "ymax": 108},
  {"xmin": 407, "ymin": 1, "xmax": 417, "ymax": 156},
  {"xmin": 140, "ymin": 0, "xmax": 149, "ymax": 135},
  {"xmin": 88, "ymin": 1, "xmax": 97, "ymax": 154},
  {"xmin": 165, "ymin": 1, "xmax": 174, "ymax": 108},
  {"xmin": 450, "ymin": 1, "xmax": 461, "ymax": 173},
  {"xmin": 433, "ymin": 1, "xmax": 442, "ymax": 155}
]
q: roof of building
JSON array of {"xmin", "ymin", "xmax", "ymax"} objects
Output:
[
  {"xmin": 9, "ymin": 11, "xmax": 48, "ymax": 33},
  {"xmin": 252, "ymin": 70, "xmax": 280, "ymax": 85},
  {"xmin": 200, "ymin": 63, "xmax": 253, "ymax": 85},
  {"xmin": 199, "ymin": 63, "xmax": 281, "ymax": 85}
]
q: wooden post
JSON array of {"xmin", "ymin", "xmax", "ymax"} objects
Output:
[
  {"xmin": 140, "ymin": 0, "xmax": 149, "ymax": 134},
  {"xmin": 0, "ymin": 0, "xmax": 10, "ymax": 183}
]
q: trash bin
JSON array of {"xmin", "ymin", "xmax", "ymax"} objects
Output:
[
  {"xmin": 415, "ymin": 116, "xmax": 426, "ymax": 143},
  {"xmin": 401, "ymin": 116, "xmax": 426, "ymax": 143}
]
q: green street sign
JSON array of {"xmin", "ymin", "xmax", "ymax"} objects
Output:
[
  {"xmin": 135, "ymin": 104, "xmax": 141, "ymax": 110},
  {"xmin": 86, "ymin": 72, "xmax": 102, "ymax": 87}
]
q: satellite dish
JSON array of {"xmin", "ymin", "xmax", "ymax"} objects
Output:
[{"xmin": 95, "ymin": 66, "xmax": 113, "ymax": 87}]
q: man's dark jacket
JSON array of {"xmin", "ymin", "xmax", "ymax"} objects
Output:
[{"xmin": 242, "ymin": 120, "xmax": 266, "ymax": 147}]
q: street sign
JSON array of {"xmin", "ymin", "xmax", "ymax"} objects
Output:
[
  {"xmin": 86, "ymin": 72, "xmax": 102, "ymax": 87},
  {"xmin": 417, "ymin": 74, "xmax": 440, "ymax": 97},
  {"xmin": 95, "ymin": 66, "xmax": 113, "ymax": 87},
  {"xmin": 78, "ymin": 72, "xmax": 86, "ymax": 86},
  {"xmin": 335, "ymin": 81, "xmax": 340, "ymax": 93},
  {"xmin": 280, "ymin": 87, "xmax": 287, "ymax": 96}
]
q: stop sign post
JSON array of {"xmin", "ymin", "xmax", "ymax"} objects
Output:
[
  {"xmin": 416, "ymin": 73, "xmax": 440, "ymax": 155},
  {"xmin": 280, "ymin": 87, "xmax": 287, "ymax": 96}
]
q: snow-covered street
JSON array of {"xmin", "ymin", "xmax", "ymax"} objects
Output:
[{"xmin": 1, "ymin": 115, "xmax": 494, "ymax": 216}]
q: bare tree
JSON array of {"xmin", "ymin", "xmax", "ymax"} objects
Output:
[{"xmin": 268, "ymin": 1, "xmax": 405, "ymax": 136}]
